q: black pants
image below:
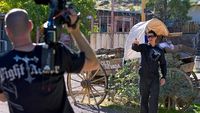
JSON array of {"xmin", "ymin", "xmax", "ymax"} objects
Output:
[
  {"xmin": 63, "ymin": 98, "xmax": 74, "ymax": 113},
  {"xmin": 139, "ymin": 77, "xmax": 159, "ymax": 113}
]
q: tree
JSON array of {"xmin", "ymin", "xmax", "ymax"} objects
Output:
[
  {"xmin": 72, "ymin": 0, "xmax": 96, "ymax": 37},
  {"xmin": 167, "ymin": 0, "xmax": 191, "ymax": 23},
  {"xmin": 0, "ymin": 0, "xmax": 49, "ymax": 41},
  {"xmin": 146, "ymin": 0, "xmax": 191, "ymax": 25},
  {"xmin": 0, "ymin": 0, "xmax": 96, "ymax": 39}
]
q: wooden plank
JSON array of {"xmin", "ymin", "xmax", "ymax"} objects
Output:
[
  {"xmin": 167, "ymin": 32, "xmax": 182, "ymax": 37},
  {"xmin": 100, "ymin": 58, "xmax": 123, "ymax": 70}
]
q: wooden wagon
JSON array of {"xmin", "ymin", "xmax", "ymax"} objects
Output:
[
  {"xmin": 66, "ymin": 18, "xmax": 199, "ymax": 111},
  {"xmin": 159, "ymin": 52, "xmax": 199, "ymax": 111},
  {"xmin": 67, "ymin": 47, "xmax": 124, "ymax": 105}
]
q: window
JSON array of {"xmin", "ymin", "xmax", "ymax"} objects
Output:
[
  {"xmin": 116, "ymin": 20, "xmax": 123, "ymax": 32},
  {"xmin": 116, "ymin": 17, "xmax": 131, "ymax": 32},
  {"xmin": 100, "ymin": 16, "xmax": 108, "ymax": 32},
  {"xmin": 124, "ymin": 21, "xmax": 130, "ymax": 32}
]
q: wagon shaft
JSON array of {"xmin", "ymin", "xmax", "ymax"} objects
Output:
[{"xmin": 180, "ymin": 62, "xmax": 194, "ymax": 73}]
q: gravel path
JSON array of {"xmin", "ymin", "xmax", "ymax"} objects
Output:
[
  {"xmin": 1, "ymin": 73, "xmax": 200, "ymax": 113},
  {"xmin": 0, "ymin": 99, "xmax": 120, "ymax": 113}
]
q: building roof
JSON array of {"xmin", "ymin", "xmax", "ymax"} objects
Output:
[
  {"xmin": 190, "ymin": 0, "xmax": 200, "ymax": 5},
  {"xmin": 95, "ymin": 0, "xmax": 141, "ymax": 12},
  {"xmin": 97, "ymin": 9, "xmax": 140, "ymax": 16},
  {"xmin": 190, "ymin": 0, "xmax": 200, "ymax": 3}
]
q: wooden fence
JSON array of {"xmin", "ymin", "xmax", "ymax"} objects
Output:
[
  {"xmin": 169, "ymin": 22, "xmax": 200, "ymax": 33},
  {"xmin": 90, "ymin": 33, "xmax": 129, "ymax": 50}
]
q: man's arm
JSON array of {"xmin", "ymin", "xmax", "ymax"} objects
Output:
[
  {"xmin": 65, "ymin": 14, "xmax": 99, "ymax": 72},
  {"xmin": 132, "ymin": 38, "xmax": 144, "ymax": 52},
  {"xmin": 159, "ymin": 50, "xmax": 167, "ymax": 86},
  {"xmin": 70, "ymin": 30, "xmax": 99, "ymax": 72},
  {"xmin": 159, "ymin": 50, "xmax": 167, "ymax": 79}
]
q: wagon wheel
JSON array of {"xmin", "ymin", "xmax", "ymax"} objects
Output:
[
  {"xmin": 186, "ymin": 71, "xmax": 199, "ymax": 89},
  {"xmin": 159, "ymin": 68, "xmax": 197, "ymax": 111},
  {"xmin": 67, "ymin": 64, "xmax": 108, "ymax": 105}
]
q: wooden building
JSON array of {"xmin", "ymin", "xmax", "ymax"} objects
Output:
[
  {"xmin": 95, "ymin": 9, "xmax": 141, "ymax": 33},
  {"xmin": 90, "ymin": 8, "xmax": 141, "ymax": 50}
]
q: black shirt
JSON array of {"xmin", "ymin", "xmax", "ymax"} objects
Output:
[
  {"xmin": 132, "ymin": 43, "xmax": 167, "ymax": 79},
  {"xmin": 0, "ymin": 43, "xmax": 85, "ymax": 113}
]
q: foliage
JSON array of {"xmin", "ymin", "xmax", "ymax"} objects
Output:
[
  {"xmin": 0, "ymin": 0, "xmax": 49, "ymax": 41},
  {"xmin": 159, "ymin": 54, "xmax": 198, "ymax": 111},
  {"xmin": 164, "ymin": 53, "xmax": 182, "ymax": 68},
  {"xmin": 102, "ymin": 103, "xmax": 140, "ymax": 113},
  {"xmin": 146, "ymin": 0, "xmax": 191, "ymax": 25},
  {"xmin": 190, "ymin": 104, "xmax": 200, "ymax": 113},
  {"xmin": 108, "ymin": 59, "xmax": 140, "ymax": 105},
  {"xmin": 102, "ymin": 101, "xmax": 200, "ymax": 113},
  {"xmin": 160, "ymin": 68, "xmax": 196, "ymax": 100},
  {"xmin": 108, "ymin": 54, "xmax": 198, "ymax": 112},
  {"xmin": 159, "ymin": 108, "xmax": 183, "ymax": 113},
  {"xmin": 168, "ymin": 0, "xmax": 191, "ymax": 22},
  {"xmin": 71, "ymin": 0, "xmax": 96, "ymax": 37},
  {"xmin": 0, "ymin": 0, "xmax": 96, "ymax": 39},
  {"xmin": 0, "ymin": 1, "xmax": 11, "ymax": 13}
]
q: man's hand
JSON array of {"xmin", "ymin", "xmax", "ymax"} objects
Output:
[
  {"xmin": 160, "ymin": 78, "xmax": 166, "ymax": 86},
  {"xmin": 64, "ymin": 10, "xmax": 80, "ymax": 34},
  {"xmin": 0, "ymin": 93, "xmax": 7, "ymax": 102},
  {"xmin": 133, "ymin": 38, "xmax": 139, "ymax": 45}
]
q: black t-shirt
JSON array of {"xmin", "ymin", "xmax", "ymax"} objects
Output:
[
  {"xmin": 132, "ymin": 43, "xmax": 167, "ymax": 79},
  {"xmin": 0, "ymin": 43, "xmax": 85, "ymax": 113}
]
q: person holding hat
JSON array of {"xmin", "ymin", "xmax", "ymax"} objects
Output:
[{"xmin": 132, "ymin": 30, "xmax": 167, "ymax": 113}]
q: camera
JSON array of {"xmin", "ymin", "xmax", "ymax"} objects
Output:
[
  {"xmin": 34, "ymin": 0, "xmax": 79, "ymax": 45},
  {"xmin": 34, "ymin": 0, "xmax": 80, "ymax": 73}
]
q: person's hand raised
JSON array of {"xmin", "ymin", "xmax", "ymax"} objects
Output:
[
  {"xmin": 133, "ymin": 38, "xmax": 139, "ymax": 45},
  {"xmin": 63, "ymin": 10, "xmax": 80, "ymax": 34}
]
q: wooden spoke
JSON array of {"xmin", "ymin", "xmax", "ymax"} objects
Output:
[
  {"xmin": 87, "ymin": 88, "xmax": 91, "ymax": 104},
  {"xmin": 81, "ymin": 88, "xmax": 87, "ymax": 103},
  {"xmin": 91, "ymin": 86, "xmax": 102, "ymax": 97},
  {"xmin": 90, "ymin": 68, "xmax": 100, "ymax": 80},
  {"xmin": 72, "ymin": 85, "xmax": 82, "ymax": 89},
  {"xmin": 77, "ymin": 74, "xmax": 85, "ymax": 80},
  {"xmin": 71, "ymin": 78, "xmax": 81, "ymax": 83},
  {"xmin": 73, "ymin": 88, "xmax": 84, "ymax": 98},
  {"xmin": 91, "ymin": 83, "xmax": 105, "ymax": 88},
  {"xmin": 91, "ymin": 77, "xmax": 105, "ymax": 83},
  {"xmin": 67, "ymin": 64, "xmax": 108, "ymax": 105},
  {"xmin": 90, "ymin": 87, "xmax": 98, "ymax": 105},
  {"xmin": 82, "ymin": 73, "xmax": 87, "ymax": 80},
  {"xmin": 86, "ymin": 72, "xmax": 91, "ymax": 80}
]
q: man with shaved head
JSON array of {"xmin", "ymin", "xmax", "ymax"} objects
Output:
[
  {"xmin": 4, "ymin": 9, "xmax": 33, "ymax": 52},
  {"xmin": 0, "ymin": 8, "xmax": 99, "ymax": 113},
  {"xmin": 5, "ymin": 9, "xmax": 30, "ymax": 37}
]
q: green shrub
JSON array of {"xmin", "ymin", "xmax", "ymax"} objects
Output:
[{"xmin": 108, "ymin": 59, "xmax": 140, "ymax": 105}]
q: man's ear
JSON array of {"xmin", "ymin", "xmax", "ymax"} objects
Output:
[
  {"xmin": 4, "ymin": 26, "xmax": 13, "ymax": 38},
  {"xmin": 28, "ymin": 20, "xmax": 33, "ymax": 31},
  {"xmin": 4, "ymin": 25, "xmax": 9, "ymax": 35}
]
